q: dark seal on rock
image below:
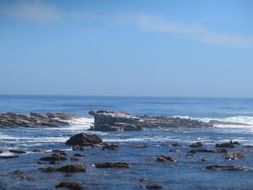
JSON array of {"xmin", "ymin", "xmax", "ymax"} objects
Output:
[
  {"xmin": 65, "ymin": 133, "xmax": 103, "ymax": 146},
  {"xmin": 156, "ymin": 155, "xmax": 177, "ymax": 163}
]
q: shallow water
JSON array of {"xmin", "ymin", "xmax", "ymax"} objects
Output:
[{"xmin": 1, "ymin": 96, "xmax": 253, "ymax": 189}]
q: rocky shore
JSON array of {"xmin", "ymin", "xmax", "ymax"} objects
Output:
[
  {"xmin": 89, "ymin": 110, "xmax": 213, "ymax": 131},
  {"xmin": 0, "ymin": 112, "xmax": 80, "ymax": 128}
]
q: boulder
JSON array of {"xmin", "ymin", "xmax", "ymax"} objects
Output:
[
  {"xmin": 190, "ymin": 142, "xmax": 202, "ymax": 148},
  {"xmin": 55, "ymin": 181, "xmax": 84, "ymax": 190},
  {"xmin": 215, "ymin": 141, "xmax": 240, "ymax": 148},
  {"xmin": 65, "ymin": 133, "xmax": 103, "ymax": 146}
]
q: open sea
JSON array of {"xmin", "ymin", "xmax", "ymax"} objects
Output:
[{"xmin": 1, "ymin": 95, "xmax": 253, "ymax": 190}]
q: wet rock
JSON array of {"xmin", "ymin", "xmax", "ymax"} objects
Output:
[
  {"xmin": 195, "ymin": 148, "xmax": 227, "ymax": 153},
  {"xmin": 39, "ymin": 167, "xmax": 57, "ymax": 173},
  {"xmin": 55, "ymin": 181, "xmax": 84, "ymax": 190},
  {"xmin": 224, "ymin": 151, "xmax": 245, "ymax": 160},
  {"xmin": 71, "ymin": 157, "xmax": 81, "ymax": 161},
  {"xmin": 0, "ymin": 155, "xmax": 19, "ymax": 159},
  {"xmin": 186, "ymin": 149, "xmax": 196, "ymax": 157},
  {"xmin": 171, "ymin": 143, "xmax": 181, "ymax": 147},
  {"xmin": 190, "ymin": 142, "xmax": 202, "ymax": 148},
  {"xmin": 89, "ymin": 110, "xmax": 212, "ymax": 131},
  {"xmin": 215, "ymin": 141, "xmax": 240, "ymax": 148},
  {"xmin": 73, "ymin": 153, "xmax": 84, "ymax": 157},
  {"xmin": 156, "ymin": 155, "xmax": 177, "ymax": 162},
  {"xmin": 9, "ymin": 150, "xmax": 26, "ymax": 154},
  {"xmin": 206, "ymin": 165, "xmax": 252, "ymax": 171},
  {"xmin": 52, "ymin": 150, "xmax": 67, "ymax": 156},
  {"xmin": 146, "ymin": 184, "xmax": 163, "ymax": 189},
  {"xmin": 12, "ymin": 170, "xmax": 33, "ymax": 180},
  {"xmin": 102, "ymin": 142, "xmax": 119, "ymax": 150},
  {"xmin": 65, "ymin": 133, "xmax": 103, "ymax": 146},
  {"xmin": 0, "ymin": 112, "xmax": 79, "ymax": 128},
  {"xmin": 32, "ymin": 149, "xmax": 41, "ymax": 152},
  {"xmin": 39, "ymin": 154, "xmax": 67, "ymax": 162},
  {"xmin": 94, "ymin": 162, "xmax": 129, "ymax": 169},
  {"xmin": 57, "ymin": 164, "xmax": 86, "ymax": 173}
]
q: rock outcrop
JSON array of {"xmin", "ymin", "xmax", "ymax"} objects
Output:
[
  {"xmin": 89, "ymin": 110, "xmax": 213, "ymax": 131},
  {"xmin": 0, "ymin": 112, "xmax": 79, "ymax": 128}
]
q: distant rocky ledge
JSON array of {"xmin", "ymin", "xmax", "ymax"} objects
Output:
[
  {"xmin": 0, "ymin": 112, "xmax": 80, "ymax": 128},
  {"xmin": 89, "ymin": 110, "xmax": 213, "ymax": 131}
]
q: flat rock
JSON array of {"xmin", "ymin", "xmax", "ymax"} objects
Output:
[
  {"xmin": 0, "ymin": 112, "xmax": 80, "ymax": 128},
  {"xmin": 55, "ymin": 181, "xmax": 84, "ymax": 190},
  {"xmin": 156, "ymin": 155, "xmax": 177, "ymax": 163},
  {"xmin": 190, "ymin": 142, "xmax": 202, "ymax": 148},
  {"xmin": 65, "ymin": 133, "xmax": 103, "ymax": 146},
  {"xmin": 215, "ymin": 141, "xmax": 240, "ymax": 148},
  {"xmin": 206, "ymin": 165, "xmax": 252, "ymax": 171},
  {"xmin": 0, "ymin": 155, "xmax": 19, "ymax": 159},
  {"xmin": 94, "ymin": 162, "xmax": 129, "ymax": 169},
  {"xmin": 89, "ymin": 110, "xmax": 212, "ymax": 131}
]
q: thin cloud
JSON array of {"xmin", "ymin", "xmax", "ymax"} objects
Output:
[
  {"xmin": 0, "ymin": 1, "xmax": 60, "ymax": 22},
  {"xmin": 131, "ymin": 13, "xmax": 253, "ymax": 48}
]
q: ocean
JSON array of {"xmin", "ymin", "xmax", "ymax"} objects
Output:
[{"xmin": 1, "ymin": 95, "xmax": 253, "ymax": 190}]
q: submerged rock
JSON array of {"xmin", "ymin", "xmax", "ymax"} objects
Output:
[
  {"xmin": 94, "ymin": 162, "xmax": 129, "ymax": 168},
  {"xmin": 0, "ymin": 155, "xmax": 19, "ymax": 159},
  {"xmin": 215, "ymin": 141, "xmax": 240, "ymax": 148},
  {"xmin": 9, "ymin": 150, "xmax": 26, "ymax": 154},
  {"xmin": 101, "ymin": 142, "xmax": 119, "ymax": 150},
  {"xmin": 190, "ymin": 142, "xmax": 202, "ymax": 148},
  {"xmin": 66, "ymin": 133, "xmax": 103, "ymax": 146},
  {"xmin": 89, "ymin": 110, "xmax": 212, "ymax": 131},
  {"xmin": 55, "ymin": 181, "xmax": 84, "ymax": 190},
  {"xmin": 206, "ymin": 165, "xmax": 252, "ymax": 171},
  {"xmin": 156, "ymin": 155, "xmax": 177, "ymax": 163},
  {"xmin": 39, "ymin": 164, "xmax": 86, "ymax": 173}
]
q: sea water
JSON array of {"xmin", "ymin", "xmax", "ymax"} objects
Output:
[{"xmin": 1, "ymin": 95, "xmax": 253, "ymax": 190}]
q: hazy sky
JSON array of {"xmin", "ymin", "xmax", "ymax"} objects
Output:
[{"xmin": 0, "ymin": 0, "xmax": 253, "ymax": 97}]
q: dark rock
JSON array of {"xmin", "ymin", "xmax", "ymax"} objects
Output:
[
  {"xmin": 206, "ymin": 165, "xmax": 252, "ymax": 171},
  {"xmin": 146, "ymin": 184, "xmax": 163, "ymax": 189},
  {"xmin": 89, "ymin": 110, "xmax": 212, "ymax": 131},
  {"xmin": 215, "ymin": 141, "xmax": 240, "ymax": 148},
  {"xmin": 94, "ymin": 162, "xmax": 129, "ymax": 169},
  {"xmin": 32, "ymin": 149, "xmax": 41, "ymax": 152},
  {"xmin": 52, "ymin": 150, "xmax": 67, "ymax": 156},
  {"xmin": 0, "ymin": 112, "xmax": 80, "ymax": 128},
  {"xmin": 71, "ymin": 157, "xmax": 81, "ymax": 161},
  {"xmin": 171, "ymin": 143, "xmax": 181, "ymax": 147},
  {"xmin": 9, "ymin": 150, "xmax": 26, "ymax": 154},
  {"xmin": 73, "ymin": 153, "xmax": 84, "ymax": 157},
  {"xmin": 186, "ymin": 149, "xmax": 196, "ymax": 157},
  {"xmin": 195, "ymin": 148, "xmax": 227, "ymax": 153},
  {"xmin": 39, "ymin": 167, "xmax": 57, "ymax": 173},
  {"xmin": 0, "ymin": 155, "xmax": 19, "ymax": 159},
  {"xmin": 190, "ymin": 142, "xmax": 202, "ymax": 148},
  {"xmin": 39, "ymin": 154, "xmax": 67, "ymax": 162},
  {"xmin": 102, "ymin": 142, "xmax": 119, "ymax": 150},
  {"xmin": 224, "ymin": 151, "xmax": 245, "ymax": 160},
  {"xmin": 57, "ymin": 164, "xmax": 86, "ymax": 173},
  {"xmin": 55, "ymin": 181, "xmax": 84, "ymax": 190},
  {"xmin": 66, "ymin": 133, "xmax": 103, "ymax": 146},
  {"xmin": 156, "ymin": 155, "xmax": 177, "ymax": 163}
]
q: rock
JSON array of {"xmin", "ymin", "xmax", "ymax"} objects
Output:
[
  {"xmin": 39, "ymin": 167, "xmax": 57, "ymax": 173},
  {"xmin": 206, "ymin": 165, "xmax": 252, "ymax": 171},
  {"xmin": 224, "ymin": 151, "xmax": 245, "ymax": 160},
  {"xmin": 146, "ymin": 184, "xmax": 163, "ymax": 189},
  {"xmin": 39, "ymin": 164, "xmax": 86, "ymax": 173},
  {"xmin": 195, "ymin": 148, "xmax": 227, "ymax": 153},
  {"xmin": 186, "ymin": 149, "xmax": 196, "ymax": 157},
  {"xmin": 32, "ymin": 149, "xmax": 41, "ymax": 152},
  {"xmin": 171, "ymin": 143, "xmax": 181, "ymax": 147},
  {"xmin": 71, "ymin": 157, "xmax": 80, "ymax": 161},
  {"xmin": 190, "ymin": 142, "xmax": 202, "ymax": 148},
  {"xmin": 156, "ymin": 155, "xmax": 177, "ymax": 163},
  {"xmin": 209, "ymin": 120, "xmax": 249, "ymax": 126},
  {"xmin": 102, "ymin": 142, "xmax": 119, "ymax": 150},
  {"xmin": 65, "ymin": 133, "xmax": 103, "ymax": 146},
  {"xmin": 215, "ymin": 141, "xmax": 240, "ymax": 148},
  {"xmin": 0, "ymin": 112, "xmax": 80, "ymax": 128},
  {"xmin": 55, "ymin": 181, "xmax": 84, "ymax": 190},
  {"xmin": 57, "ymin": 164, "xmax": 86, "ymax": 173},
  {"xmin": 52, "ymin": 150, "xmax": 67, "ymax": 156},
  {"xmin": 73, "ymin": 153, "xmax": 84, "ymax": 157},
  {"xmin": 89, "ymin": 110, "xmax": 212, "ymax": 131},
  {"xmin": 0, "ymin": 155, "xmax": 19, "ymax": 159},
  {"xmin": 12, "ymin": 170, "xmax": 33, "ymax": 180},
  {"xmin": 39, "ymin": 154, "xmax": 67, "ymax": 162},
  {"xmin": 94, "ymin": 162, "xmax": 129, "ymax": 169},
  {"xmin": 9, "ymin": 150, "xmax": 26, "ymax": 154}
]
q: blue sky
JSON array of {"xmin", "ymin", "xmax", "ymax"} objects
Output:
[{"xmin": 0, "ymin": 0, "xmax": 253, "ymax": 97}]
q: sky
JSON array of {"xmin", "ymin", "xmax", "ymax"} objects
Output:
[{"xmin": 0, "ymin": 0, "xmax": 253, "ymax": 97}]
